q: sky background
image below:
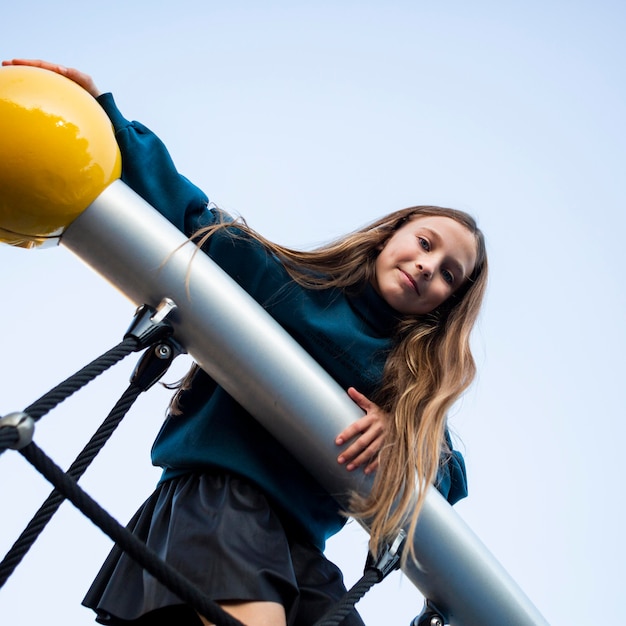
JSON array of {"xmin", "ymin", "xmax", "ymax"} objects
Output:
[{"xmin": 1, "ymin": 2, "xmax": 625, "ymax": 625}]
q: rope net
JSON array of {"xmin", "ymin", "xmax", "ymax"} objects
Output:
[{"xmin": 0, "ymin": 303, "xmax": 402, "ymax": 626}]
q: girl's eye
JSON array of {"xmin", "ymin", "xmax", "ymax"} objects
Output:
[
  {"xmin": 442, "ymin": 269, "xmax": 454, "ymax": 285},
  {"xmin": 417, "ymin": 236, "xmax": 430, "ymax": 251}
]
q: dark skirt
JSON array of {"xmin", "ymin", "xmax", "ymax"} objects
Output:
[{"xmin": 82, "ymin": 473, "xmax": 365, "ymax": 626}]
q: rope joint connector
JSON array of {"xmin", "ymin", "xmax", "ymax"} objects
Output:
[
  {"xmin": 125, "ymin": 298, "xmax": 178, "ymax": 349},
  {"xmin": 364, "ymin": 528, "xmax": 407, "ymax": 582},
  {"xmin": 131, "ymin": 339, "xmax": 185, "ymax": 391},
  {"xmin": 0, "ymin": 412, "xmax": 35, "ymax": 450}
]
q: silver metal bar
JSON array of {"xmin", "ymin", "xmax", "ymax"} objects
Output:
[{"xmin": 62, "ymin": 179, "xmax": 548, "ymax": 626}]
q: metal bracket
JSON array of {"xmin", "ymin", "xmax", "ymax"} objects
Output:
[
  {"xmin": 364, "ymin": 529, "xmax": 407, "ymax": 582},
  {"xmin": 131, "ymin": 338, "xmax": 184, "ymax": 391},
  {"xmin": 125, "ymin": 298, "xmax": 178, "ymax": 349}
]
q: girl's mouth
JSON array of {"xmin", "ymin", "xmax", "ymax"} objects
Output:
[{"xmin": 401, "ymin": 269, "xmax": 420, "ymax": 295}]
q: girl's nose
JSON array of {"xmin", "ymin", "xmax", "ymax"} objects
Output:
[{"xmin": 416, "ymin": 262, "xmax": 432, "ymax": 280}]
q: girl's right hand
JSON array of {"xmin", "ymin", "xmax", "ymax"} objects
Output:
[
  {"xmin": 336, "ymin": 387, "xmax": 389, "ymax": 475},
  {"xmin": 1, "ymin": 58, "xmax": 101, "ymax": 98}
]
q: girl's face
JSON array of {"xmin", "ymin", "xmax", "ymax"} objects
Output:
[{"xmin": 372, "ymin": 215, "xmax": 478, "ymax": 315}]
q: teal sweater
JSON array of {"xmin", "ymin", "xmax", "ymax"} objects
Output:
[{"xmin": 97, "ymin": 93, "xmax": 468, "ymax": 549}]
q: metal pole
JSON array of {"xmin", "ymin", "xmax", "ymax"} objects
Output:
[{"xmin": 62, "ymin": 179, "xmax": 548, "ymax": 626}]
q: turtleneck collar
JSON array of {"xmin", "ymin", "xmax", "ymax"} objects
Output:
[{"xmin": 346, "ymin": 282, "xmax": 402, "ymax": 336}]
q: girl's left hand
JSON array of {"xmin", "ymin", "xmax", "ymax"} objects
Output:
[
  {"xmin": 336, "ymin": 387, "xmax": 388, "ymax": 475},
  {"xmin": 1, "ymin": 58, "xmax": 102, "ymax": 98}
]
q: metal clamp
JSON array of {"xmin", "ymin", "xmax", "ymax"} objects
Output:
[
  {"xmin": 131, "ymin": 338, "xmax": 184, "ymax": 391},
  {"xmin": 0, "ymin": 412, "xmax": 35, "ymax": 450},
  {"xmin": 364, "ymin": 528, "xmax": 407, "ymax": 582},
  {"xmin": 125, "ymin": 298, "xmax": 178, "ymax": 349}
]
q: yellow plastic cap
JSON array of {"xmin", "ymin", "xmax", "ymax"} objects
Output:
[{"xmin": 0, "ymin": 66, "xmax": 122, "ymax": 248}]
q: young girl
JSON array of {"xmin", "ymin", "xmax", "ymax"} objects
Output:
[{"xmin": 3, "ymin": 59, "xmax": 487, "ymax": 626}]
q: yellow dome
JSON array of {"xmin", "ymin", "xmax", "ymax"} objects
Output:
[{"xmin": 0, "ymin": 65, "xmax": 121, "ymax": 248}]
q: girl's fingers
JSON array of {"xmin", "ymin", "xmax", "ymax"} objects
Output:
[
  {"xmin": 1, "ymin": 58, "xmax": 101, "ymax": 97},
  {"xmin": 364, "ymin": 458, "xmax": 380, "ymax": 475},
  {"xmin": 346, "ymin": 386, "xmax": 373, "ymax": 411},
  {"xmin": 338, "ymin": 430, "xmax": 384, "ymax": 470},
  {"xmin": 336, "ymin": 387, "xmax": 388, "ymax": 474},
  {"xmin": 344, "ymin": 439, "xmax": 383, "ymax": 472},
  {"xmin": 338, "ymin": 428, "xmax": 376, "ymax": 461},
  {"xmin": 335, "ymin": 414, "xmax": 373, "ymax": 445}
]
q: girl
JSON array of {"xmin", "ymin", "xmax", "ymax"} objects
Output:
[{"xmin": 3, "ymin": 59, "xmax": 487, "ymax": 626}]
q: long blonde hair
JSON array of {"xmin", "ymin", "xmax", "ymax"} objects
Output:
[{"xmin": 182, "ymin": 205, "xmax": 488, "ymax": 561}]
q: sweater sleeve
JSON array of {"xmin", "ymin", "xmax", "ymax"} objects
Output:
[
  {"xmin": 435, "ymin": 431, "xmax": 469, "ymax": 505},
  {"xmin": 96, "ymin": 93, "xmax": 210, "ymax": 236}
]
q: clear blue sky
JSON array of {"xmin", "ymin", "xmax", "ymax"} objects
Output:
[{"xmin": 1, "ymin": 2, "xmax": 625, "ymax": 625}]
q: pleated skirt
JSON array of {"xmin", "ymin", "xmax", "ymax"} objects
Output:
[{"xmin": 82, "ymin": 472, "xmax": 364, "ymax": 626}]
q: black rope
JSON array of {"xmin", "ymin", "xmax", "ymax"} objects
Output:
[
  {"xmin": 314, "ymin": 568, "xmax": 380, "ymax": 626},
  {"xmin": 24, "ymin": 336, "xmax": 139, "ymax": 421},
  {"xmin": 0, "ymin": 337, "xmax": 139, "ymax": 458},
  {"xmin": 1, "ymin": 309, "xmax": 386, "ymax": 626},
  {"xmin": 0, "ymin": 427, "xmax": 19, "ymax": 451},
  {"xmin": 0, "ymin": 383, "xmax": 142, "ymax": 589},
  {"xmin": 18, "ymin": 441, "xmax": 245, "ymax": 626},
  {"xmin": 0, "ymin": 306, "xmax": 251, "ymax": 624}
]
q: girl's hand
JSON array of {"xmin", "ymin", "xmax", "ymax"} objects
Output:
[
  {"xmin": 1, "ymin": 58, "xmax": 102, "ymax": 98},
  {"xmin": 336, "ymin": 387, "xmax": 388, "ymax": 475}
]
